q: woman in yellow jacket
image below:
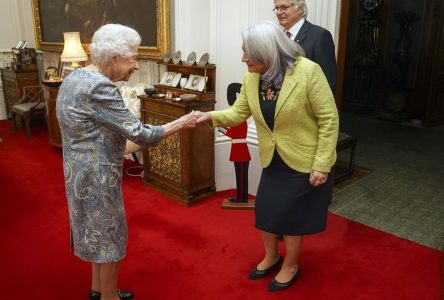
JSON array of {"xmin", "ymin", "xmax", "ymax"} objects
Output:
[{"xmin": 197, "ymin": 20, "xmax": 339, "ymax": 292}]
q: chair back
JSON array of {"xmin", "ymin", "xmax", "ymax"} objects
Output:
[
  {"xmin": 9, "ymin": 85, "xmax": 45, "ymax": 139},
  {"xmin": 23, "ymin": 85, "xmax": 43, "ymax": 99},
  {"xmin": 227, "ymin": 83, "xmax": 242, "ymax": 106},
  {"xmin": 19, "ymin": 85, "xmax": 44, "ymax": 108}
]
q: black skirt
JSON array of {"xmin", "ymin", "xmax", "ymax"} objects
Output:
[{"xmin": 255, "ymin": 151, "xmax": 332, "ymax": 235}]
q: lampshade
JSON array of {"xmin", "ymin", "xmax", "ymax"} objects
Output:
[{"xmin": 60, "ymin": 32, "xmax": 88, "ymax": 68}]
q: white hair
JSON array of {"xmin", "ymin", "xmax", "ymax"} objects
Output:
[
  {"xmin": 242, "ymin": 21, "xmax": 305, "ymax": 84},
  {"xmin": 285, "ymin": 0, "xmax": 308, "ymax": 18},
  {"xmin": 89, "ymin": 24, "xmax": 141, "ymax": 65}
]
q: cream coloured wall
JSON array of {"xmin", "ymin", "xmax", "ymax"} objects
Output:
[
  {"xmin": 0, "ymin": 0, "xmax": 36, "ymax": 119},
  {"xmin": 172, "ymin": 0, "xmax": 341, "ymax": 194},
  {"xmin": 0, "ymin": 0, "xmax": 34, "ymax": 49},
  {"xmin": 1, "ymin": 0, "xmax": 342, "ymax": 195}
]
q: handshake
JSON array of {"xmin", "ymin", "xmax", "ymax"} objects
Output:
[
  {"xmin": 163, "ymin": 110, "xmax": 212, "ymax": 137},
  {"xmin": 178, "ymin": 110, "xmax": 211, "ymax": 129}
]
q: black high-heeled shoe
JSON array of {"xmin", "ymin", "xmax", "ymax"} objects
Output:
[
  {"xmin": 248, "ymin": 256, "xmax": 283, "ymax": 280},
  {"xmin": 267, "ymin": 267, "xmax": 301, "ymax": 292},
  {"xmin": 89, "ymin": 289, "xmax": 134, "ymax": 300}
]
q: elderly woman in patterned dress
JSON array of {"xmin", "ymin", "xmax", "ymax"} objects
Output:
[{"xmin": 56, "ymin": 24, "xmax": 198, "ymax": 300}]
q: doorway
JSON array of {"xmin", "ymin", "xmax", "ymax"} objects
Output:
[{"xmin": 336, "ymin": 0, "xmax": 444, "ymax": 126}]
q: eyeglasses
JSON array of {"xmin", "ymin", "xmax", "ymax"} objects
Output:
[{"xmin": 272, "ymin": 4, "xmax": 295, "ymax": 13}]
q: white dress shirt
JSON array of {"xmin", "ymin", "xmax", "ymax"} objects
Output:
[{"xmin": 285, "ymin": 18, "xmax": 305, "ymax": 41}]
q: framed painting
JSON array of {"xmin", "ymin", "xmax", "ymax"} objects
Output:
[
  {"xmin": 159, "ymin": 71, "xmax": 181, "ymax": 87},
  {"xmin": 185, "ymin": 74, "xmax": 208, "ymax": 92},
  {"xmin": 31, "ymin": 0, "xmax": 170, "ymax": 59}
]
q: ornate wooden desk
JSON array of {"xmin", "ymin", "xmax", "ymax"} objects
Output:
[{"xmin": 139, "ymin": 95, "xmax": 216, "ymax": 206}]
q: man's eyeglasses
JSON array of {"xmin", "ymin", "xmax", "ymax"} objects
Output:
[{"xmin": 272, "ymin": 4, "xmax": 295, "ymax": 13}]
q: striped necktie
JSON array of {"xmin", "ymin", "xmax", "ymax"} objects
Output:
[{"xmin": 285, "ymin": 31, "xmax": 292, "ymax": 38}]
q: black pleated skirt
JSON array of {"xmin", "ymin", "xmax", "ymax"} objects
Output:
[{"xmin": 255, "ymin": 151, "xmax": 332, "ymax": 235}]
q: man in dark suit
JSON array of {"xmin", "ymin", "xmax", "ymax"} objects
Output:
[{"xmin": 274, "ymin": 0, "xmax": 337, "ymax": 93}]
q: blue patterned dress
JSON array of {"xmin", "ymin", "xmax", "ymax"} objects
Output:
[{"xmin": 56, "ymin": 69, "xmax": 164, "ymax": 263}]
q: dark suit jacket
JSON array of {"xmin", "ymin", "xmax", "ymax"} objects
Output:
[{"xmin": 295, "ymin": 20, "xmax": 337, "ymax": 93}]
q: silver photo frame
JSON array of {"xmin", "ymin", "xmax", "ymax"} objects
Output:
[
  {"xmin": 15, "ymin": 40, "xmax": 27, "ymax": 49},
  {"xmin": 185, "ymin": 74, "xmax": 200, "ymax": 90},
  {"xmin": 159, "ymin": 71, "xmax": 182, "ymax": 87},
  {"xmin": 185, "ymin": 74, "xmax": 208, "ymax": 92}
]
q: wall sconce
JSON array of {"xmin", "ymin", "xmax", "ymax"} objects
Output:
[{"xmin": 60, "ymin": 32, "xmax": 88, "ymax": 68}]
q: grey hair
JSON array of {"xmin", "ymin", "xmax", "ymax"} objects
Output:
[
  {"xmin": 89, "ymin": 24, "xmax": 141, "ymax": 65},
  {"xmin": 287, "ymin": 0, "xmax": 308, "ymax": 18},
  {"xmin": 242, "ymin": 20, "xmax": 305, "ymax": 84}
]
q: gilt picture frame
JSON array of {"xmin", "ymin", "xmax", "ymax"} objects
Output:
[{"xmin": 31, "ymin": 0, "xmax": 170, "ymax": 59}]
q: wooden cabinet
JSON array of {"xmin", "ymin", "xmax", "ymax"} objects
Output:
[
  {"xmin": 42, "ymin": 83, "xmax": 62, "ymax": 147},
  {"xmin": 0, "ymin": 67, "xmax": 39, "ymax": 115},
  {"xmin": 139, "ymin": 63, "xmax": 216, "ymax": 206}
]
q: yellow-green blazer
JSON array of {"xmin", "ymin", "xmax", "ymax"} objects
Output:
[{"xmin": 211, "ymin": 57, "xmax": 339, "ymax": 173}]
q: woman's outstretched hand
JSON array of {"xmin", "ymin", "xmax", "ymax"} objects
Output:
[
  {"xmin": 194, "ymin": 111, "xmax": 212, "ymax": 124},
  {"xmin": 179, "ymin": 111, "xmax": 200, "ymax": 129},
  {"xmin": 162, "ymin": 111, "xmax": 201, "ymax": 137}
]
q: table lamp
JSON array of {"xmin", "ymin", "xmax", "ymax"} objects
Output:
[{"xmin": 60, "ymin": 32, "xmax": 88, "ymax": 68}]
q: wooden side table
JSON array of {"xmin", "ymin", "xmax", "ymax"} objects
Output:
[{"xmin": 42, "ymin": 83, "xmax": 62, "ymax": 147}]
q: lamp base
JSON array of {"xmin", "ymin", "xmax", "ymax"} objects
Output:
[{"xmin": 70, "ymin": 61, "xmax": 82, "ymax": 68}]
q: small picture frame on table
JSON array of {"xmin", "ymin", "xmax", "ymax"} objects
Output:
[
  {"xmin": 159, "ymin": 71, "xmax": 182, "ymax": 87},
  {"xmin": 15, "ymin": 40, "xmax": 27, "ymax": 49},
  {"xmin": 61, "ymin": 66, "xmax": 74, "ymax": 79},
  {"xmin": 185, "ymin": 74, "xmax": 208, "ymax": 92},
  {"xmin": 165, "ymin": 90, "xmax": 174, "ymax": 100}
]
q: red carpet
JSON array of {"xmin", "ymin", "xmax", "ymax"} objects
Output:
[{"xmin": 0, "ymin": 120, "xmax": 441, "ymax": 300}]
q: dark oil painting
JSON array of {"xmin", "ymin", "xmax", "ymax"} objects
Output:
[{"xmin": 37, "ymin": 0, "xmax": 157, "ymax": 47}]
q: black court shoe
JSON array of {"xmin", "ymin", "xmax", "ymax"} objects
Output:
[
  {"xmin": 248, "ymin": 256, "xmax": 283, "ymax": 280},
  {"xmin": 89, "ymin": 289, "xmax": 134, "ymax": 300},
  {"xmin": 267, "ymin": 267, "xmax": 301, "ymax": 292}
]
